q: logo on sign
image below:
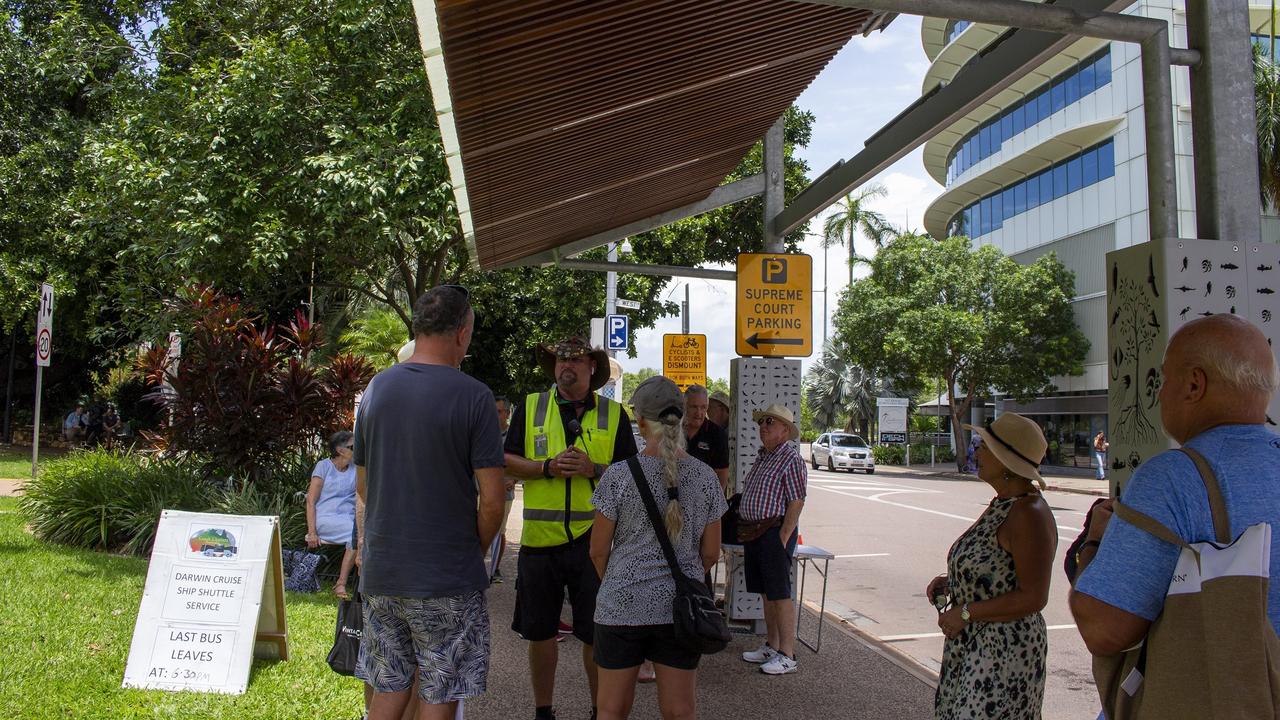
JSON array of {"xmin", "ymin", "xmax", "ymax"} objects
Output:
[
  {"xmin": 188, "ymin": 528, "xmax": 239, "ymax": 559},
  {"xmin": 606, "ymin": 314, "xmax": 628, "ymax": 351},
  {"xmin": 762, "ymin": 257, "xmax": 788, "ymax": 284},
  {"xmin": 880, "ymin": 432, "xmax": 907, "ymax": 444}
]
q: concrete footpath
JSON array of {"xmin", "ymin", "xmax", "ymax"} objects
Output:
[{"xmin": 468, "ymin": 550, "xmax": 937, "ymax": 720}]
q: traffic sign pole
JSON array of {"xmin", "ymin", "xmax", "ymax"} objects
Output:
[
  {"xmin": 32, "ymin": 283, "xmax": 53, "ymax": 479},
  {"xmin": 31, "ymin": 367, "xmax": 41, "ymax": 479}
]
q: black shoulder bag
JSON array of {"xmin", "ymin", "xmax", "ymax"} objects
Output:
[{"xmin": 625, "ymin": 457, "xmax": 731, "ymax": 655}]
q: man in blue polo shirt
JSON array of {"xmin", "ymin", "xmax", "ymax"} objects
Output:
[{"xmin": 1070, "ymin": 315, "xmax": 1280, "ymax": 698}]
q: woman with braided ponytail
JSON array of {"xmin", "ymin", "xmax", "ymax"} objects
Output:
[{"xmin": 589, "ymin": 376, "xmax": 727, "ymax": 720}]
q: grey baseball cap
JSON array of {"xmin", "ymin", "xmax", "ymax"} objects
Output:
[{"xmin": 630, "ymin": 376, "xmax": 685, "ymax": 424}]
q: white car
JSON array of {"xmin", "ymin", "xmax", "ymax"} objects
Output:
[{"xmin": 811, "ymin": 433, "xmax": 875, "ymax": 473}]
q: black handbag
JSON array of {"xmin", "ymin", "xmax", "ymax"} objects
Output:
[
  {"xmin": 326, "ymin": 590, "xmax": 363, "ymax": 676},
  {"xmin": 626, "ymin": 457, "xmax": 731, "ymax": 655}
]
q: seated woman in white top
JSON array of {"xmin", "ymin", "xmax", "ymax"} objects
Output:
[{"xmin": 306, "ymin": 430, "xmax": 358, "ymax": 598}]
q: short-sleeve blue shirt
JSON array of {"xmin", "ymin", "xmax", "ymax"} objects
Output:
[{"xmin": 1076, "ymin": 424, "xmax": 1280, "ymax": 635}]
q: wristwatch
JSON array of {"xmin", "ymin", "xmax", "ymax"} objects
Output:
[{"xmin": 960, "ymin": 603, "xmax": 972, "ymax": 623}]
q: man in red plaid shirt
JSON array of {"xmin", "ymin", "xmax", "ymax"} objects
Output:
[{"xmin": 737, "ymin": 404, "xmax": 807, "ymax": 675}]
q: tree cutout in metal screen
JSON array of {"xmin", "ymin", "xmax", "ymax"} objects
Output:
[{"xmin": 1109, "ymin": 262, "xmax": 1163, "ymax": 465}]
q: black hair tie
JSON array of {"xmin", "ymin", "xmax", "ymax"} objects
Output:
[{"xmin": 666, "ymin": 487, "xmax": 680, "ymax": 501}]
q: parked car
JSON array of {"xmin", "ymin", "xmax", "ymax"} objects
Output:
[{"xmin": 811, "ymin": 433, "xmax": 875, "ymax": 473}]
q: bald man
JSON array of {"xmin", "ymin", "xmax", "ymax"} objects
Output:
[{"xmin": 1070, "ymin": 314, "xmax": 1280, "ymax": 656}]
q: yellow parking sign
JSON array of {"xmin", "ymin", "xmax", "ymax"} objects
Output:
[
  {"xmin": 663, "ymin": 334, "xmax": 707, "ymax": 390},
  {"xmin": 735, "ymin": 253, "xmax": 812, "ymax": 357}
]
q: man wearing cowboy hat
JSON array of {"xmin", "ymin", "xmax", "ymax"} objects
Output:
[
  {"xmin": 737, "ymin": 403, "xmax": 808, "ymax": 676},
  {"xmin": 707, "ymin": 391, "xmax": 732, "ymax": 430},
  {"xmin": 503, "ymin": 336, "xmax": 638, "ymax": 720}
]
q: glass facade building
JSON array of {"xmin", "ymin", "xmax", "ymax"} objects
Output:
[{"xmin": 945, "ymin": 48, "xmax": 1112, "ymax": 184}]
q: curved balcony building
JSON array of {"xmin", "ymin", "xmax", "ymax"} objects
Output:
[{"xmin": 920, "ymin": 1, "xmax": 1277, "ymax": 469}]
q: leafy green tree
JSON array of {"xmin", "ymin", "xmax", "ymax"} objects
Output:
[
  {"xmin": 804, "ymin": 338, "xmax": 901, "ymax": 438},
  {"xmin": 821, "ymin": 183, "xmax": 898, "ymax": 286},
  {"xmin": 1256, "ymin": 43, "xmax": 1280, "ymax": 210},
  {"xmin": 833, "ymin": 233, "xmax": 1087, "ymax": 469},
  {"xmin": 340, "ymin": 308, "xmax": 409, "ymax": 371}
]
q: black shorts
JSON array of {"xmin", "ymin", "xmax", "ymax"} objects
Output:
[
  {"xmin": 512, "ymin": 536, "xmax": 599, "ymax": 643},
  {"xmin": 743, "ymin": 528, "xmax": 798, "ymax": 601},
  {"xmin": 593, "ymin": 623, "xmax": 700, "ymax": 671}
]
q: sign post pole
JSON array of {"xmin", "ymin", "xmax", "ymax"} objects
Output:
[{"xmin": 32, "ymin": 283, "xmax": 53, "ymax": 479}]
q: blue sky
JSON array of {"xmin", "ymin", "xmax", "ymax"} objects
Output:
[{"xmin": 623, "ymin": 15, "xmax": 942, "ymax": 385}]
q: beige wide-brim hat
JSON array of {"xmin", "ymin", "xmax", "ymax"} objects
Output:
[
  {"xmin": 964, "ymin": 412, "xmax": 1048, "ymax": 489},
  {"xmin": 751, "ymin": 403, "xmax": 800, "ymax": 442},
  {"xmin": 708, "ymin": 391, "xmax": 731, "ymax": 415}
]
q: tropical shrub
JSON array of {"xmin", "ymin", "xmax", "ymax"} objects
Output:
[
  {"xmin": 211, "ymin": 483, "xmax": 308, "ymax": 549},
  {"xmin": 19, "ymin": 450, "xmax": 212, "ymax": 555},
  {"xmin": 138, "ymin": 286, "xmax": 375, "ymax": 485},
  {"xmin": 872, "ymin": 444, "xmax": 905, "ymax": 465}
]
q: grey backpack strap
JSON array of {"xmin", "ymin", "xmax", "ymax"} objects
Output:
[
  {"xmin": 1178, "ymin": 447, "xmax": 1231, "ymax": 544},
  {"xmin": 1113, "ymin": 501, "xmax": 1191, "ymax": 551}
]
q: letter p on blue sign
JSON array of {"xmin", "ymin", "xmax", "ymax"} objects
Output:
[
  {"xmin": 606, "ymin": 314, "xmax": 628, "ymax": 351},
  {"xmin": 762, "ymin": 257, "xmax": 788, "ymax": 284}
]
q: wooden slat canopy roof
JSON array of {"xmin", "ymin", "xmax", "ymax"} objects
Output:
[{"xmin": 413, "ymin": 0, "xmax": 892, "ymax": 269}]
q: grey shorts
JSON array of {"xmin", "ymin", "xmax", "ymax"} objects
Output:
[{"xmin": 356, "ymin": 591, "xmax": 490, "ymax": 704}]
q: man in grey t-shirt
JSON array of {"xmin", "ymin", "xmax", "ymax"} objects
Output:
[{"xmin": 354, "ymin": 285, "xmax": 507, "ymax": 720}]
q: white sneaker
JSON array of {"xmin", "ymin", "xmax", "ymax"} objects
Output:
[
  {"xmin": 760, "ymin": 653, "xmax": 798, "ymax": 675},
  {"xmin": 741, "ymin": 643, "xmax": 777, "ymax": 664}
]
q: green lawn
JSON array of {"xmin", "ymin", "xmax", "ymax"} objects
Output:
[
  {"xmin": 0, "ymin": 444, "xmax": 66, "ymax": 480},
  {"xmin": 0, "ymin": 497, "xmax": 365, "ymax": 719}
]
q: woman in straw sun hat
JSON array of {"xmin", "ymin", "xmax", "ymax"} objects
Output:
[{"xmin": 926, "ymin": 412, "xmax": 1057, "ymax": 720}]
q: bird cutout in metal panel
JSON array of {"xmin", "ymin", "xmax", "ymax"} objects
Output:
[
  {"xmin": 1174, "ymin": 285, "xmax": 1194, "ymax": 292},
  {"xmin": 1178, "ymin": 306, "xmax": 1191, "ymax": 320},
  {"xmin": 1205, "ymin": 281, "xmax": 1212, "ymax": 297},
  {"xmin": 1221, "ymin": 263, "xmax": 1239, "ymax": 270},
  {"xmin": 1181, "ymin": 256, "xmax": 1189, "ymax": 272},
  {"xmin": 1260, "ymin": 288, "xmax": 1276, "ymax": 295},
  {"xmin": 1202, "ymin": 259, "xmax": 1213, "ymax": 273},
  {"xmin": 1259, "ymin": 264, "xmax": 1274, "ymax": 272},
  {"xmin": 1199, "ymin": 311, "xmax": 1214, "ymax": 317},
  {"xmin": 1264, "ymin": 310, "xmax": 1274, "ymax": 323},
  {"xmin": 1226, "ymin": 285, "xmax": 1237, "ymax": 299}
]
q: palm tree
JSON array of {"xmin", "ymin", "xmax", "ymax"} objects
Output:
[
  {"xmin": 804, "ymin": 340, "xmax": 899, "ymax": 439},
  {"xmin": 340, "ymin": 308, "xmax": 410, "ymax": 370},
  {"xmin": 821, "ymin": 183, "xmax": 898, "ymax": 286},
  {"xmin": 1257, "ymin": 42, "xmax": 1280, "ymax": 210}
]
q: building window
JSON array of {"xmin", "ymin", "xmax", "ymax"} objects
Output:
[
  {"xmin": 945, "ymin": 20, "xmax": 972, "ymax": 46},
  {"xmin": 949, "ymin": 139, "xmax": 1116, "ymax": 238},
  {"xmin": 945, "ymin": 47, "xmax": 1113, "ymax": 183}
]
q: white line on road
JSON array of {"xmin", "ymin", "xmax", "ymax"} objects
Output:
[
  {"xmin": 812, "ymin": 484, "xmax": 1079, "ymax": 541},
  {"xmin": 834, "ymin": 553, "xmax": 891, "ymax": 559},
  {"xmin": 879, "ymin": 624, "xmax": 1079, "ymax": 642}
]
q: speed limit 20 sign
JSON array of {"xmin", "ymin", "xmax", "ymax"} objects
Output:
[{"xmin": 36, "ymin": 284, "xmax": 53, "ymax": 367}]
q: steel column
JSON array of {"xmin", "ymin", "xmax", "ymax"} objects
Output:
[
  {"xmin": 1186, "ymin": 0, "xmax": 1262, "ymax": 242},
  {"xmin": 763, "ymin": 116, "xmax": 786, "ymax": 253}
]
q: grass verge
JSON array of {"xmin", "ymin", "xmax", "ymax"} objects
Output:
[
  {"xmin": 0, "ymin": 443, "xmax": 67, "ymax": 480},
  {"xmin": 0, "ymin": 497, "xmax": 364, "ymax": 719}
]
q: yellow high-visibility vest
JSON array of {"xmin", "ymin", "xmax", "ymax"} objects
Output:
[{"xmin": 521, "ymin": 387, "xmax": 621, "ymax": 548}]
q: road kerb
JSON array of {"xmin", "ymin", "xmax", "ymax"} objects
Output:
[{"xmin": 802, "ymin": 599, "xmax": 939, "ymax": 689}]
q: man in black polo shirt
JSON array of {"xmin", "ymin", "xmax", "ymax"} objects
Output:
[{"xmin": 683, "ymin": 384, "xmax": 730, "ymax": 494}]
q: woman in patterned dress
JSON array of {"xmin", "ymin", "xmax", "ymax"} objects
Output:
[{"xmin": 926, "ymin": 413, "xmax": 1058, "ymax": 719}]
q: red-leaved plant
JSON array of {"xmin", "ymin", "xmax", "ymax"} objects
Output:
[{"xmin": 138, "ymin": 286, "xmax": 375, "ymax": 485}]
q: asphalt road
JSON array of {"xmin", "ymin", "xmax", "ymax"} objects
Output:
[{"xmin": 794, "ymin": 463, "xmax": 1102, "ymax": 720}]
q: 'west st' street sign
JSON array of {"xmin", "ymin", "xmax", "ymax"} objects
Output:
[{"xmin": 735, "ymin": 253, "xmax": 812, "ymax": 358}]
